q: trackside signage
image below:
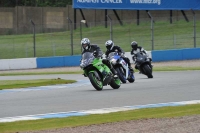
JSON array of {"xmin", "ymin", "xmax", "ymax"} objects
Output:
[{"xmin": 73, "ymin": 0, "xmax": 200, "ymax": 10}]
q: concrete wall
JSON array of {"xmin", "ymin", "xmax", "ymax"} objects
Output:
[
  {"xmin": 0, "ymin": 48, "xmax": 199, "ymax": 70},
  {"xmin": 0, "ymin": 58, "xmax": 36, "ymax": 70}
]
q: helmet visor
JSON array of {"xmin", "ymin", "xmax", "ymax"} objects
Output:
[
  {"xmin": 132, "ymin": 45, "xmax": 137, "ymax": 50},
  {"xmin": 82, "ymin": 43, "xmax": 88, "ymax": 48},
  {"xmin": 106, "ymin": 45, "xmax": 112, "ymax": 50}
]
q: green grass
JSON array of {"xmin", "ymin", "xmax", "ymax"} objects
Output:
[
  {"xmin": 0, "ymin": 71, "xmax": 82, "ymax": 76},
  {"xmin": 153, "ymin": 66, "xmax": 200, "ymax": 71},
  {"xmin": 0, "ymin": 66, "xmax": 200, "ymax": 76},
  {"xmin": 0, "ymin": 79, "xmax": 76, "ymax": 90},
  {"xmin": 0, "ymin": 104, "xmax": 200, "ymax": 133},
  {"xmin": 0, "ymin": 19, "xmax": 200, "ymax": 59}
]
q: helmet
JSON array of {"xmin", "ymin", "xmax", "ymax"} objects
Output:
[
  {"xmin": 131, "ymin": 41, "xmax": 138, "ymax": 50},
  {"xmin": 105, "ymin": 40, "xmax": 114, "ymax": 50},
  {"xmin": 81, "ymin": 38, "xmax": 90, "ymax": 50}
]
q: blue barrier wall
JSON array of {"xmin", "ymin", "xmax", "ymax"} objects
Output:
[
  {"xmin": 152, "ymin": 48, "xmax": 200, "ymax": 62},
  {"xmin": 37, "ymin": 55, "xmax": 81, "ymax": 68},
  {"xmin": 63, "ymin": 56, "xmax": 81, "ymax": 66},
  {"xmin": 1, "ymin": 48, "xmax": 198, "ymax": 70},
  {"xmin": 182, "ymin": 48, "xmax": 200, "ymax": 60},
  {"xmin": 36, "ymin": 48, "xmax": 200, "ymax": 68}
]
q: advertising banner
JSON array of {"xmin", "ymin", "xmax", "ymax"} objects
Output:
[{"xmin": 73, "ymin": 0, "xmax": 200, "ymax": 10}]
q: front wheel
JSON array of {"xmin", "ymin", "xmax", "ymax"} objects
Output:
[
  {"xmin": 88, "ymin": 71, "xmax": 103, "ymax": 91},
  {"xmin": 128, "ymin": 72, "xmax": 135, "ymax": 83},
  {"xmin": 116, "ymin": 67, "xmax": 126, "ymax": 83},
  {"xmin": 143, "ymin": 65, "xmax": 153, "ymax": 78}
]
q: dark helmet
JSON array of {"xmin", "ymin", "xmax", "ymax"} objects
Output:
[
  {"xmin": 131, "ymin": 41, "xmax": 138, "ymax": 50},
  {"xmin": 81, "ymin": 38, "xmax": 90, "ymax": 50},
  {"xmin": 105, "ymin": 40, "xmax": 114, "ymax": 50}
]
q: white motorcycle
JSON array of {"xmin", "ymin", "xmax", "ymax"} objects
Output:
[{"xmin": 108, "ymin": 52, "xmax": 135, "ymax": 83}]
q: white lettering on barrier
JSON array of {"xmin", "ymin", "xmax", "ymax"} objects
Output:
[
  {"xmin": 101, "ymin": 0, "xmax": 122, "ymax": 3},
  {"xmin": 130, "ymin": 0, "xmax": 161, "ymax": 5},
  {"xmin": 143, "ymin": 0, "xmax": 152, "ymax": 3},
  {"xmin": 77, "ymin": 0, "xmax": 160, "ymax": 4},
  {"xmin": 77, "ymin": 0, "xmax": 99, "ymax": 3},
  {"xmin": 77, "ymin": 0, "xmax": 122, "ymax": 3}
]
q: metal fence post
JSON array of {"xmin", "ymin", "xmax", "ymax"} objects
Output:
[
  {"xmin": 80, "ymin": 20, "xmax": 86, "ymax": 52},
  {"xmin": 147, "ymin": 12, "xmax": 154, "ymax": 51},
  {"xmin": 107, "ymin": 15, "xmax": 113, "ymax": 41},
  {"xmin": 25, "ymin": 44, "xmax": 28, "ymax": 57},
  {"xmin": 30, "ymin": 20, "xmax": 36, "ymax": 57},
  {"xmin": 67, "ymin": 17, "xmax": 73, "ymax": 55},
  {"xmin": 191, "ymin": 9, "xmax": 196, "ymax": 48}
]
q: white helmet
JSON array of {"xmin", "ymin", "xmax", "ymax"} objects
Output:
[
  {"xmin": 105, "ymin": 40, "xmax": 114, "ymax": 50},
  {"xmin": 81, "ymin": 38, "xmax": 90, "ymax": 50}
]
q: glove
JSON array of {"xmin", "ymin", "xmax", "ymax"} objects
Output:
[
  {"xmin": 82, "ymin": 73, "xmax": 87, "ymax": 77},
  {"xmin": 80, "ymin": 63, "xmax": 84, "ymax": 69},
  {"xmin": 93, "ymin": 51, "xmax": 98, "ymax": 57},
  {"xmin": 80, "ymin": 65, "xmax": 83, "ymax": 69},
  {"xmin": 120, "ymin": 53, "xmax": 125, "ymax": 57}
]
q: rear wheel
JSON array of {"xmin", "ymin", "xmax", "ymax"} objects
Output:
[
  {"xmin": 88, "ymin": 71, "xmax": 103, "ymax": 91},
  {"xmin": 110, "ymin": 78, "xmax": 121, "ymax": 89},
  {"xmin": 143, "ymin": 65, "xmax": 153, "ymax": 78},
  {"xmin": 116, "ymin": 67, "xmax": 126, "ymax": 83}
]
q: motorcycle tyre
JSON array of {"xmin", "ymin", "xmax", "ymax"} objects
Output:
[
  {"xmin": 88, "ymin": 72, "xmax": 103, "ymax": 91},
  {"xmin": 128, "ymin": 73, "xmax": 135, "ymax": 83},
  {"xmin": 116, "ymin": 67, "xmax": 127, "ymax": 83},
  {"xmin": 143, "ymin": 64, "xmax": 153, "ymax": 78},
  {"xmin": 110, "ymin": 78, "xmax": 121, "ymax": 89}
]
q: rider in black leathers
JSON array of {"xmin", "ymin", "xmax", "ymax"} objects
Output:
[
  {"xmin": 130, "ymin": 41, "xmax": 152, "ymax": 72},
  {"xmin": 105, "ymin": 40, "xmax": 134, "ymax": 72},
  {"xmin": 80, "ymin": 38, "xmax": 118, "ymax": 78},
  {"xmin": 130, "ymin": 41, "xmax": 152, "ymax": 63}
]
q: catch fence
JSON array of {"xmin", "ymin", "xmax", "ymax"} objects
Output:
[{"xmin": 0, "ymin": 15, "xmax": 199, "ymax": 59}]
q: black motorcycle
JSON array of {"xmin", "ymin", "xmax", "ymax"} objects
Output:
[{"xmin": 134, "ymin": 52, "xmax": 153, "ymax": 78}]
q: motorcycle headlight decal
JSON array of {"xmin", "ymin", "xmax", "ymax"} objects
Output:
[
  {"xmin": 111, "ymin": 59, "xmax": 117, "ymax": 65},
  {"xmin": 122, "ymin": 60, "xmax": 126, "ymax": 65},
  {"xmin": 119, "ymin": 60, "xmax": 126, "ymax": 66}
]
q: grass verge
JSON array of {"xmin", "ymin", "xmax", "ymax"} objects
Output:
[
  {"xmin": 0, "ymin": 78, "xmax": 76, "ymax": 90},
  {"xmin": 0, "ymin": 71, "xmax": 82, "ymax": 76},
  {"xmin": 152, "ymin": 66, "xmax": 200, "ymax": 71},
  {"xmin": 0, "ymin": 66, "xmax": 200, "ymax": 76},
  {"xmin": 0, "ymin": 104, "xmax": 200, "ymax": 133}
]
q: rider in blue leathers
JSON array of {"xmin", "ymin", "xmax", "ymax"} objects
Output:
[{"xmin": 105, "ymin": 40, "xmax": 134, "ymax": 72}]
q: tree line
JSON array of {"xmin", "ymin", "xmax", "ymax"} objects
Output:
[{"xmin": 0, "ymin": 0, "xmax": 72, "ymax": 7}]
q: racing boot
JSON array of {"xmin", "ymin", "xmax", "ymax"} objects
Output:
[
  {"xmin": 151, "ymin": 63, "xmax": 153, "ymax": 68},
  {"xmin": 110, "ymin": 68, "xmax": 118, "ymax": 79},
  {"xmin": 128, "ymin": 65, "xmax": 134, "ymax": 73},
  {"xmin": 135, "ymin": 65, "xmax": 141, "ymax": 74}
]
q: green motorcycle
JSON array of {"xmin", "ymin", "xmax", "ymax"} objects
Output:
[{"xmin": 80, "ymin": 52, "xmax": 121, "ymax": 91}]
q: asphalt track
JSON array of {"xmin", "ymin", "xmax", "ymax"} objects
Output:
[{"xmin": 0, "ymin": 71, "xmax": 200, "ymax": 118}]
